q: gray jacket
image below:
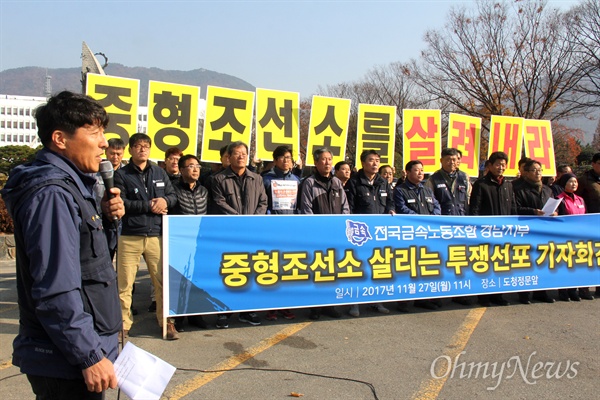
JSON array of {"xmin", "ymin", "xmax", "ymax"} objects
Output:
[{"xmin": 211, "ymin": 166, "xmax": 268, "ymax": 215}]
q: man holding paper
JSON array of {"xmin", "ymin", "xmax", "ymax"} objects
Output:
[{"xmin": 513, "ymin": 159, "xmax": 556, "ymax": 304}]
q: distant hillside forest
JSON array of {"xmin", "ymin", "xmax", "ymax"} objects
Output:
[{"xmin": 0, "ymin": 64, "xmax": 255, "ymax": 104}]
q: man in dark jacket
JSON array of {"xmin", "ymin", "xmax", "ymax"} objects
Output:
[
  {"xmin": 469, "ymin": 151, "xmax": 515, "ymax": 307},
  {"xmin": 394, "ymin": 160, "xmax": 441, "ymax": 216},
  {"xmin": 1, "ymin": 91, "xmax": 125, "ymax": 398},
  {"xmin": 298, "ymin": 147, "xmax": 348, "ymax": 319},
  {"xmin": 425, "ymin": 147, "xmax": 469, "ymax": 216},
  {"xmin": 345, "ymin": 149, "xmax": 394, "ymax": 317},
  {"xmin": 171, "ymin": 154, "xmax": 209, "ymax": 329},
  {"xmin": 514, "ymin": 159, "xmax": 557, "ymax": 304},
  {"xmin": 115, "ymin": 133, "xmax": 179, "ymax": 340},
  {"xmin": 211, "ymin": 141, "xmax": 268, "ymax": 328},
  {"xmin": 425, "ymin": 148, "xmax": 472, "ymax": 306},
  {"xmin": 393, "ymin": 160, "xmax": 441, "ymax": 311},
  {"xmin": 262, "ymin": 145, "xmax": 300, "ymax": 321},
  {"xmin": 262, "ymin": 145, "xmax": 301, "ymax": 215}
]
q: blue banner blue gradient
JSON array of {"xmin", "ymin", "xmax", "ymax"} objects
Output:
[{"xmin": 165, "ymin": 214, "xmax": 600, "ymax": 316}]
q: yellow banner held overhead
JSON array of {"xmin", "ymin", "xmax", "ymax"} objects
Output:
[
  {"xmin": 523, "ymin": 119, "xmax": 556, "ymax": 177},
  {"xmin": 147, "ymin": 81, "xmax": 200, "ymax": 161},
  {"xmin": 489, "ymin": 116, "xmax": 524, "ymax": 178},
  {"xmin": 402, "ymin": 109, "xmax": 441, "ymax": 174},
  {"xmin": 306, "ymin": 95, "xmax": 351, "ymax": 167},
  {"xmin": 201, "ymin": 86, "xmax": 255, "ymax": 164},
  {"xmin": 86, "ymin": 74, "xmax": 139, "ymax": 146},
  {"xmin": 255, "ymin": 88, "xmax": 300, "ymax": 161},
  {"xmin": 356, "ymin": 104, "xmax": 397, "ymax": 167},
  {"xmin": 448, "ymin": 113, "xmax": 482, "ymax": 178}
]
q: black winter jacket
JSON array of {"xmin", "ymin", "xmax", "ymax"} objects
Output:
[
  {"xmin": 469, "ymin": 173, "xmax": 516, "ymax": 216},
  {"xmin": 346, "ymin": 170, "xmax": 394, "ymax": 214},
  {"xmin": 115, "ymin": 160, "xmax": 177, "ymax": 236}
]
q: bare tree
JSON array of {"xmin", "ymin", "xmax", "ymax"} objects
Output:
[
  {"xmin": 409, "ymin": 0, "xmax": 596, "ymax": 132},
  {"xmin": 564, "ymin": 0, "xmax": 600, "ymax": 105}
]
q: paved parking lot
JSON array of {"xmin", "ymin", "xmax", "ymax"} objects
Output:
[{"xmin": 1, "ymin": 261, "xmax": 598, "ymax": 399}]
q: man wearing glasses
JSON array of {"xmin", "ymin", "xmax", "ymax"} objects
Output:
[
  {"xmin": 115, "ymin": 133, "xmax": 179, "ymax": 340},
  {"xmin": 513, "ymin": 159, "xmax": 556, "ymax": 304},
  {"xmin": 211, "ymin": 141, "xmax": 268, "ymax": 328}
]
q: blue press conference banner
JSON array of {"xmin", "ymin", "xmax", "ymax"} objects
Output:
[{"xmin": 164, "ymin": 214, "xmax": 600, "ymax": 316}]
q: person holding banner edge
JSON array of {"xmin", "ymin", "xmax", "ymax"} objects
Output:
[
  {"xmin": 211, "ymin": 141, "xmax": 268, "ymax": 328},
  {"xmin": 345, "ymin": 149, "xmax": 395, "ymax": 317},
  {"xmin": 262, "ymin": 145, "xmax": 300, "ymax": 321},
  {"xmin": 469, "ymin": 151, "xmax": 515, "ymax": 307},
  {"xmin": 393, "ymin": 160, "xmax": 441, "ymax": 312},
  {"xmin": 513, "ymin": 159, "xmax": 557, "ymax": 304},
  {"xmin": 298, "ymin": 147, "xmax": 348, "ymax": 320}
]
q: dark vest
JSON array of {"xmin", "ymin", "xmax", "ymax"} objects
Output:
[
  {"xmin": 429, "ymin": 170, "xmax": 469, "ymax": 215},
  {"xmin": 397, "ymin": 183, "xmax": 437, "ymax": 215},
  {"xmin": 14, "ymin": 178, "xmax": 121, "ymax": 339}
]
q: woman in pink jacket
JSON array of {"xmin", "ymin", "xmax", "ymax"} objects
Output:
[{"xmin": 556, "ymin": 173, "xmax": 594, "ymax": 301}]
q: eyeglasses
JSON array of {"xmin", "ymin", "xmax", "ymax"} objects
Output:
[
  {"xmin": 278, "ymin": 156, "xmax": 293, "ymax": 161},
  {"xmin": 528, "ymin": 169, "xmax": 543, "ymax": 174},
  {"xmin": 167, "ymin": 156, "xmax": 180, "ymax": 162},
  {"xmin": 132, "ymin": 144, "xmax": 150, "ymax": 151},
  {"xmin": 184, "ymin": 164, "xmax": 201, "ymax": 170}
]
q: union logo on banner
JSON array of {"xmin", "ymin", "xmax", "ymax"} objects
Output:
[{"xmin": 346, "ymin": 220, "xmax": 372, "ymax": 246}]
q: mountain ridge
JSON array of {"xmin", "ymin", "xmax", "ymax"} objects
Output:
[{"xmin": 0, "ymin": 64, "xmax": 255, "ymax": 105}]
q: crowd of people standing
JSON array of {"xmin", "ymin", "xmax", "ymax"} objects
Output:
[{"xmin": 2, "ymin": 90, "xmax": 598, "ymax": 399}]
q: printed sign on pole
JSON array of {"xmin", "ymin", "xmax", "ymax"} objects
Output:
[
  {"xmin": 402, "ymin": 109, "xmax": 441, "ymax": 174},
  {"xmin": 201, "ymin": 86, "xmax": 255, "ymax": 163},
  {"xmin": 147, "ymin": 81, "xmax": 200, "ymax": 161},
  {"xmin": 489, "ymin": 116, "xmax": 524, "ymax": 177},
  {"xmin": 356, "ymin": 104, "xmax": 397, "ymax": 167},
  {"xmin": 306, "ymin": 95, "xmax": 351, "ymax": 167},
  {"xmin": 448, "ymin": 113, "xmax": 481, "ymax": 177},
  {"xmin": 86, "ymin": 74, "xmax": 139, "ymax": 146},
  {"xmin": 255, "ymin": 88, "xmax": 300, "ymax": 161}
]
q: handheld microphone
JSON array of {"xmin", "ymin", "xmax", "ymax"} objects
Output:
[
  {"xmin": 99, "ymin": 161, "xmax": 119, "ymax": 223},
  {"xmin": 99, "ymin": 160, "xmax": 115, "ymax": 199}
]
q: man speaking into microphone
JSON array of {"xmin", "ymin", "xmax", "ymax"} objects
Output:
[{"xmin": 1, "ymin": 91, "xmax": 125, "ymax": 399}]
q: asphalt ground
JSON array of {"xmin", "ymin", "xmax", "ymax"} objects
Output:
[{"xmin": 0, "ymin": 260, "xmax": 598, "ymax": 400}]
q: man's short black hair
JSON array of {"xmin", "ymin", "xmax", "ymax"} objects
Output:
[
  {"xmin": 524, "ymin": 159, "xmax": 542, "ymax": 171},
  {"xmin": 273, "ymin": 145, "xmax": 292, "ymax": 160},
  {"xmin": 592, "ymin": 152, "xmax": 600, "ymax": 163},
  {"xmin": 489, "ymin": 151, "xmax": 509, "ymax": 165},
  {"xmin": 129, "ymin": 133, "xmax": 152, "ymax": 148},
  {"xmin": 518, "ymin": 156, "xmax": 532, "ymax": 167},
  {"xmin": 35, "ymin": 91, "xmax": 109, "ymax": 147},
  {"xmin": 178, "ymin": 154, "xmax": 200, "ymax": 170},
  {"xmin": 405, "ymin": 160, "xmax": 422, "ymax": 172},
  {"xmin": 441, "ymin": 148, "xmax": 460, "ymax": 157},
  {"xmin": 334, "ymin": 161, "xmax": 350, "ymax": 171},
  {"xmin": 107, "ymin": 138, "xmax": 125, "ymax": 150},
  {"xmin": 219, "ymin": 145, "xmax": 229, "ymax": 158},
  {"xmin": 360, "ymin": 149, "xmax": 379, "ymax": 163}
]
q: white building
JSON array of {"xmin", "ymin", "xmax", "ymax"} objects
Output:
[{"xmin": 0, "ymin": 95, "xmax": 46, "ymax": 147}]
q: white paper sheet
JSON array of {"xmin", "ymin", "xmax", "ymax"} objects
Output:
[
  {"xmin": 114, "ymin": 342, "xmax": 176, "ymax": 400},
  {"xmin": 542, "ymin": 197, "xmax": 562, "ymax": 216}
]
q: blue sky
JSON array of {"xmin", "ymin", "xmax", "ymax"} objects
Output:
[{"xmin": 0, "ymin": 0, "xmax": 581, "ymax": 98}]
